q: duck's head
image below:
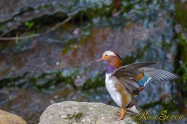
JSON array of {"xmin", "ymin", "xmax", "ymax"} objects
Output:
[{"xmin": 97, "ymin": 50, "xmax": 122, "ymax": 68}]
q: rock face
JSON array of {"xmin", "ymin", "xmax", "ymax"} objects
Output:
[
  {"xmin": 39, "ymin": 101, "xmax": 136, "ymax": 124},
  {"xmin": 0, "ymin": 110, "xmax": 27, "ymax": 124}
]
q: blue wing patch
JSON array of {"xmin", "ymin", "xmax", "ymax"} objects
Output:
[{"xmin": 137, "ymin": 73, "xmax": 151, "ymax": 87}]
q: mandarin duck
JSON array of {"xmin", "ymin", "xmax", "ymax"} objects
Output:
[{"xmin": 97, "ymin": 50, "xmax": 179, "ymax": 120}]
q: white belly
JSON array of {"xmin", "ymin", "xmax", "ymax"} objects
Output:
[{"xmin": 105, "ymin": 73, "xmax": 122, "ymax": 107}]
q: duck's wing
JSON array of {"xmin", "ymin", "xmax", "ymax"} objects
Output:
[
  {"xmin": 111, "ymin": 62, "xmax": 156, "ymax": 80},
  {"xmin": 110, "ymin": 62, "xmax": 156, "ymax": 95},
  {"xmin": 140, "ymin": 67, "xmax": 179, "ymax": 81},
  {"xmin": 110, "ymin": 62, "xmax": 179, "ymax": 96}
]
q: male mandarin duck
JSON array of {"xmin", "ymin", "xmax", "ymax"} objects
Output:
[{"xmin": 97, "ymin": 50, "xmax": 179, "ymax": 120}]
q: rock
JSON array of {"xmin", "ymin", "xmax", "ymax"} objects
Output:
[
  {"xmin": 0, "ymin": 0, "xmax": 112, "ymax": 35},
  {"xmin": 0, "ymin": 26, "xmax": 145, "ymax": 80},
  {"xmin": 39, "ymin": 101, "xmax": 137, "ymax": 124},
  {"xmin": 0, "ymin": 89, "xmax": 53, "ymax": 124},
  {"xmin": 0, "ymin": 110, "xmax": 27, "ymax": 124}
]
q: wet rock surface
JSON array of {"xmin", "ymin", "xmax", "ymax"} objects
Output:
[
  {"xmin": 0, "ymin": 0, "xmax": 112, "ymax": 36},
  {"xmin": 0, "ymin": 110, "xmax": 27, "ymax": 124},
  {"xmin": 39, "ymin": 101, "xmax": 136, "ymax": 124},
  {"xmin": 0, "ymin": 26, "xmax": 147, "ymax": 80}
]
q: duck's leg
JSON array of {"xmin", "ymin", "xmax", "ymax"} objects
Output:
[{"xmin": 115, "ymin": 108, "xmax": 126, "ymax": 120}]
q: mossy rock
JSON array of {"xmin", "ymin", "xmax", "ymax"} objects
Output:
[{"xmin": 39, "ymin": 101, "xmax": 137, "ymax": 124}]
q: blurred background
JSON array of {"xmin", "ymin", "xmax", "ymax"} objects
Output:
[{"xmin": 0, "ymin": 0, "xmax": 187, "ymax": 123}]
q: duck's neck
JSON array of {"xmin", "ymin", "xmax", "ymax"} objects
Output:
[
  {"xmin": 106, "ymin": 56, "xmax": 122, "ymax": 73},
  {"xmin": 106, "ymin": 65, "xmax": 118, "ymax": 73}
]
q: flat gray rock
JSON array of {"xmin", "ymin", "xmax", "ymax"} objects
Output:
[{"xmin": 39, "ymin": 101, "xmax": 137, "ymax": 124}]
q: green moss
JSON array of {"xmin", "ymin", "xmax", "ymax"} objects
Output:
[
  {"xmin": 176, "ymin": 35, "xmax": 187, "ymax": 92},
  {"xmin": 82, "ymin": 73, "xmax": 105, "ymax": 90},
  {"xmin": 175, "ymin": 1, "xmax": 187, "ymax": 28},
  {"xmin": 65, "ymin": 112, "xmax": 83, "ymax": 121},
  {"xmin": 0, "ymin": 72, "xmax": 29, "ymax": 88},
  {"xmin": 161, "ymin": 41, "xmax": 172, "ymax": 52},
  {"xmin": 24, "ymin": 21, "xmax": 34, "ymax": 29},
  {"xmin": 61, "ymin": 38, "xmax": 77, "ymax": 54}
]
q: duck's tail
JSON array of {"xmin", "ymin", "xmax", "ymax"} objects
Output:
[{"xmin": 127, "ymin": 105, "xmax": 139, "ymax": 114}]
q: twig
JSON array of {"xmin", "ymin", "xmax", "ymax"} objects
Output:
[
  {"xmin": 0, "ymin": 17, "xmax": 71, "ymax": 41},
  {"xmin": 0, "ymin": 33, "xmax": 41, "ymax": 41},
  {"xmin": 47, "ymin": 17, "xmax": 71, "ymax": 32}
]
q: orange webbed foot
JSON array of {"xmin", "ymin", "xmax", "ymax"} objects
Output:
[{"xmin": 115, "ymin": 108, "xmax": 126, "ymax": 120}]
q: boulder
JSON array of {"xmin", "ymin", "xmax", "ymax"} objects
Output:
[
  {"xmin": 39, "ymin": 101, "xmax": 137, "ymax": 124},
  {"xmin": 0, "ymin": 110, "xmax": 27, "ymax": 124}
]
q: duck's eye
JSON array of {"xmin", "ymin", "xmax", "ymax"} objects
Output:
[{"xmin": 105, "ymin": 54, "xmax": 108, "ymax": 57}]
